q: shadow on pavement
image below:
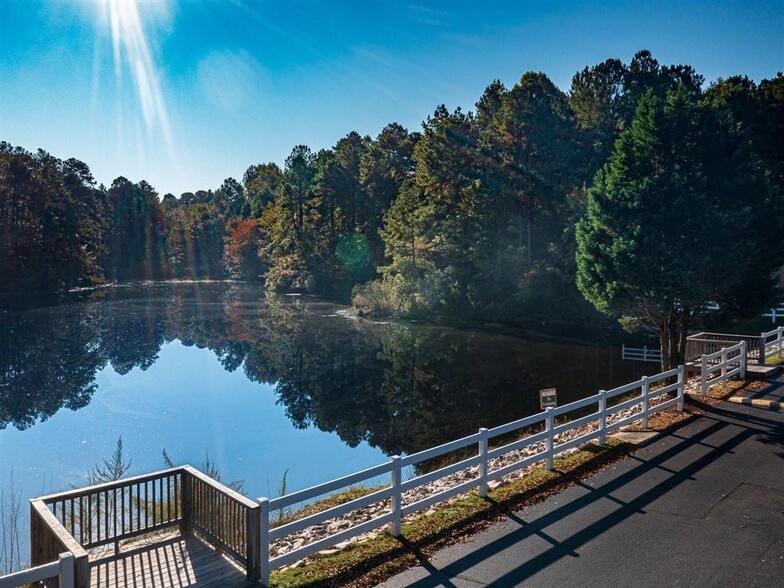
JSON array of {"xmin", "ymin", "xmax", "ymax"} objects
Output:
[{"xmin": 402, "ymin": 401, "xmax": 783, "ymax": 587}]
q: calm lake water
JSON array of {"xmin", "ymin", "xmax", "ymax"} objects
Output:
[{"xmin": 0, "ymin": 282, "xmax": 654, "ymax": 558}]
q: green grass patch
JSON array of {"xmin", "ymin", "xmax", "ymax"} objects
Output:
[
  {"xmin": 765, "ymin": 351, "xmax": 783, "ymax": 365},
  {"xmin": 271, "ymin": 438, "xmax": 633, "ymax": 588}
]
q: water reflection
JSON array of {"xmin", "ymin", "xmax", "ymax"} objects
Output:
[{"xmin": 0, "ymin": 283, "xmax": 651, "ymax": 455}]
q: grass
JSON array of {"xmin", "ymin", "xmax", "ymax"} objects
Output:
[
  {"xmin": 765, "ymin": 351, "xmax": 783, "ymax": 365},
  {"xmin": 270, "ymin": 437, "xmax": 644, "ymax": 588}
]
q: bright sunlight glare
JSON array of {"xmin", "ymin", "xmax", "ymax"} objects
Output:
[{"xmin": 99, "ymin": 0, "xmax": 175, "ymax": 155}]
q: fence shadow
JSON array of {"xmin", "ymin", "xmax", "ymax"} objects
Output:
[{"xmin": 400, "ymin": 405, "xmax": 774, "ymax": 588}]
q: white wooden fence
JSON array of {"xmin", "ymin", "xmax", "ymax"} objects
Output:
[
  {"xmin": 760, "ymin": 326, "xmax": 784, "ymax": 363},
  {"xmin": 0, "ymin": 552, "xmax": 74, "ymax": 588},
  {"xmin": 699, "ymin": 341, "xmax": 746, "ymax": 395},
  {"xmin": 621, "ymin": 344, "xmax": 662, "ymax": 363},
  {"xmin": 762, "ymin": 306, "xmax": 784, "ymax": 323},
  {"xmin": 256, "ymin": 366, "xmax": 686, "ymax": 585}
]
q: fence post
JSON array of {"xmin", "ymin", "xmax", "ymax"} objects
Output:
[
  {"xmin": 700, "ymin": 354, "xmax": 708, "ymax": 395},
  {"xmin": 677, "ymin": 365, "xmax": 685, "ymax": 412},
  {"xmin": 478, "ymin": 428, "xmax": 489, "ymax": 498},
  {"xmin": 390, "ymin": 456, "xmax": 402, "ymax": 536},
  {"xmin": 760, "ymin": 331, "xmax": 766, "ymax": 366},
  {"xmin": 599, "ymin": 389, "xmax": 607, "ymax": 445},
  {"xmin": 545, "ymin": 407, "xmax": 555, "ymax": 471},
  {"xmin": 641, "ymin": 376, "xmax": 649, "ymax": 429},
  {"xmin": 720, "ymin": 347, "xmax": 728, "ymax": 386},
  {"xmin": 740, "ymin": 341, "xmax": 747, "ymax": 379},
  {"xmin": 258, "ymin": 497, "xmax": 270, "ymax": 588},
  {"xmin": 60, "ymin": 552, "xmax": 75, "ymax": 588}
]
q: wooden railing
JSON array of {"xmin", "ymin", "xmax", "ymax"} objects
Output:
[
  {"xmin": 183, "ymin": 466, "xmax": 260, "ymax": 578},
  {"xmin": 29, "ymin": 500, "xmax": 89, "ymax": 588},
  {"xmin": 686, "ymin": 332, "xmax": 760, "ymax": 363},
  {"xmin": 38, "ymin": 468, "xmax": 183, "ymax": 552},
  {"xmin": 28, "ymin": 466, "xmax": 260, "ymax": 588}
]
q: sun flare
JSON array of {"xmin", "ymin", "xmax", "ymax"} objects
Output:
[{"xmin": 100, "ymin": 0, "xmax": 173, "ymax": 151}]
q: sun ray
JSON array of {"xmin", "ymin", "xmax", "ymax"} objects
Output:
[{"xmin": 100, "ymin": 0, "xmax": 175, "ymax": 158}]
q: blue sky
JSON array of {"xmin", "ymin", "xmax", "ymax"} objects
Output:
[{"xmin": 1, "ymin": 1, "xmax": 782, "ymax": 196}]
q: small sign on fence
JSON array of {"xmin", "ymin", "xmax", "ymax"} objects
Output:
[{"xmin": 540, "ymin": 387, "xmax": 558, "ymax": 409}]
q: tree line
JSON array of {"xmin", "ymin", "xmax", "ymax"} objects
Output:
[{"xmin": 2, "ymin": 50, "xmax": 782, "ymax": 344}]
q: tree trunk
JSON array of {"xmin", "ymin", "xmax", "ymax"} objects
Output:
[
  {"xmin": 659, "ymin": 317, "xmax": 671, "ymax": 372},
  {"xmin": 657, "ymin": 309, "xmax": 688, "ymax": 395}
]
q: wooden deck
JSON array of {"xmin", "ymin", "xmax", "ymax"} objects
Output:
[{"xmin": 89, "ymin": 531, "xmax": 257, "ymax": 588}]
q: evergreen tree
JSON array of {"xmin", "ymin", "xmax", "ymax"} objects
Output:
[{"xmin": 576, "ymin": 87, "xmax": 784, "ymax": 369}]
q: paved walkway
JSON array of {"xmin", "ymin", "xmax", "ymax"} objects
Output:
[{"xmin": 381, "ymin": 380, "xmax": 784, "ymax": 587}]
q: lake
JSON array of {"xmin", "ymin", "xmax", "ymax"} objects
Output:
[{"xmin": 0, "ymin": 282, "xmax": 654, "ymax": 560}]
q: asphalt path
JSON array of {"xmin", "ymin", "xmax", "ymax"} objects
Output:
[{"xmin": 381, "ymin": 379, "xmax": 784, "ymax": 587}]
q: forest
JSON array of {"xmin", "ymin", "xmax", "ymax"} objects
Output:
[{"xmin": 2, "ymin": 50, "xmax": 782, "ymax": 328}]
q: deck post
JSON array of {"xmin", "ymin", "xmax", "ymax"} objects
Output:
[
  {"xmin": 181, "ymin": 469, "xmax": 192, "ymax": 534},
  {"xmin": 720, "ymin": 347, "xmax": 728, "ymax": 386},
  {"xmin": 246, "ymin": 503, "xmax": 261, "ymax": 582},
  {"xmin": 259, "ymin": 497, "xmax": 270, "ymax": 587},
  {"xmin": 74, "ymin": 553, "xmax": 90, "ymax": 588},
  {"xmin": 760, "ymin": 331, "xmax": 766, "ymax": 365}
]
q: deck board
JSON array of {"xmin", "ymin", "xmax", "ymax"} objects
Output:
[{"xmin": 89, "ymin": 531, "xmax": 256, "ymax": 588}]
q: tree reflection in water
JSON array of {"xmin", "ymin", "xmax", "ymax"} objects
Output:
[{"xmin": 0, "ymin": 283, "xmax": 651, "ymax": 457}]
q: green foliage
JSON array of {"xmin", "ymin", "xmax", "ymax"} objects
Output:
[
  {"xmin": 0, "ymin": 144, "xmax": 107, "ymax": 293},
  {"xmin": 276, "ymin": 468, "xmax": 290, "ymax": 523},
  {"xmin": 3, "ymin": 50, "xmax": 781, "ymax": 337},
  {"xmin": 87, "ymin": 436, "xmax": 132, "ymax": 484},
  {"xmin": 162, "ymin": 447, "xmax": 246, "ymax": 495},
  {"xmin": 105, "ymin": 177, "xmax": 167, "ymax": 281},
  {"xmin": 576, "ymin": 86, "xmax": 784, "ymax": 367},
  {"xmin": 165, "ymin": 203, "xmax": 227, "ymax": 279}
]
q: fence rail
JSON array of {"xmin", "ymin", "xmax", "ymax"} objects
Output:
[
  {"xmin": 762, "ymin": 306, "xmax": 784, "ymax": 323},
  {"xmin": 621, "ymin": 344, "xmax": 662, "ymax": 363},
  {"xmin": 0, "ymin": 553, "xmax": 75, "ymax": 588},
  {"xmin": 699, "ymin": 341, "xmax": 746, "ymax": 395},
  {"xmin": 255, "ymin": 365, "xmax": 686, "ymax": 585},
  {"xmin": 761, "ymin": 326, "xmax": 784, "ymax": 363}
]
